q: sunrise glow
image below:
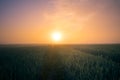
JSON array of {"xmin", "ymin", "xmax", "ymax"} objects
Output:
[
  {"xmin": 51, "ymin": 32, "xmax": 62, "ymax": 42},
  {"xmin": 0, "ymin": 0, "xmax": 120, "ymax": 44}
]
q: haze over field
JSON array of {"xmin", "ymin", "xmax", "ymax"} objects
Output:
[{"xmin": 0, "ymin": 0, "xmax": 120, "ymax": 44}]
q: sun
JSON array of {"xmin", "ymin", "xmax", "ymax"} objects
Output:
[{"xmin": 51, "ymin": 31, "xmax": 62, "ymax": 42}]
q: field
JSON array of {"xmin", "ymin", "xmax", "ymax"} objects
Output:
[{"xmin": 0, "ymin": 44, "xmax": 120, "ymax": 80}]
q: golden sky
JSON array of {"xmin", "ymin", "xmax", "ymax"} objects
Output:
[{"xmin": 0, "ymin": 0, "xmax": 120, "ymax": 44}]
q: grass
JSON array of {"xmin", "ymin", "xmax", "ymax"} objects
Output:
[{"xmin": 0, "ymin": 45, "xmax": 120, "ymax": 80}]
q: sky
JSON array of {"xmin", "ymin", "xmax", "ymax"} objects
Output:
[{"xmin": 0, "ymin": 0, "xmax": 120, "ymax": 44}]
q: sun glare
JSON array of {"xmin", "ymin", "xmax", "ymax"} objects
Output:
[{"xmin": 51, "ymin": 31, "xmax": 62, "ymax": 42}]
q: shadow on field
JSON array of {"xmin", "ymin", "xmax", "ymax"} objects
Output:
[{"xmin": 40, "ymin": 47, "xmax": 65, "ymax": 80}]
